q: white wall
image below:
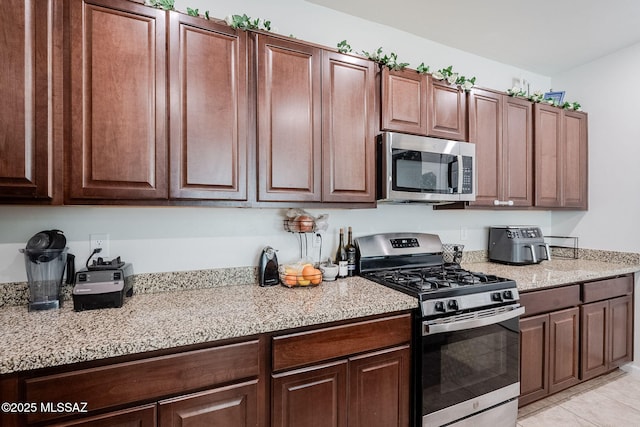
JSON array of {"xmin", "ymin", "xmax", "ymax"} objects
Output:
[
  {"xmin": 1, "ymin": 0, "xmax": 559, "ymax": 283},
  {"xmin": 551, "ymin": 42, "xmax": 640, "ymax": 252}
]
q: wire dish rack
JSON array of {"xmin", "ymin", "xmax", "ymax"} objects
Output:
[{"xmin": 544, "ymin": 235, "xmax": 579, "ymax": 259}]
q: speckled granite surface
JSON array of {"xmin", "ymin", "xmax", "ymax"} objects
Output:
[
  {"xmin": 0, "ymin": 277, "xmax": 417, "ymax": 374},
  {"xmin": 462, "ymin": 258, "xmax": 640, "ymax": 291},
  {"xmin": 2, "ymin": 251, "xmax": 639, "ymax": 375}
]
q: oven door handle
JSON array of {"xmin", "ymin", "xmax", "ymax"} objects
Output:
[{"xmin": 422, "ymin": 306, "xmax": 525, "ymax": 336}]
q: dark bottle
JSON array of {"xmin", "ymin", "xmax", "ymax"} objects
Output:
[
  {"xmin": 346, "ymin": 226, "xmax": 356, "ymax": 277},
  {"xmin": 335, "ymin": 228, "xmax": 348, "ymax": 278}
]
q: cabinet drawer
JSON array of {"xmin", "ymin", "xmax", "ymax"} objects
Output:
[
  {"xmin": 26, "ymin": 340, "xmax": 260, "ymax": 423},
  {"xmin": 272, "ymin": 314, "xmax": 411, "ymax": 372},
  {"xmin": 520, "ymin": 285, "xmax": 580, "ymax": 317},
  {"xmin": 582, "ymin": 275, "xmax": 633, "ymax": 303}
]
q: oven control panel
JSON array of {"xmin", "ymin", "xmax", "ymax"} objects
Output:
[
  {"xmin": 421, "ymin": 288, "xmax": 519, "ymax": 317},
  {"xmin": 390, "ymin": 238, "xmax": 420, "ymax": 248}
]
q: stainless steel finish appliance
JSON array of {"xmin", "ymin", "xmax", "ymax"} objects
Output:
[
  {"xmin": 489, "ymin": 226, "xmax": 551, "ymax": 265},
  {"xmin": 376, "ymin": 132, "xmax": 476, "ymax": 203},
  {"xmin": 356, "ymin": 232, "xmax": 521, "ymax": 427}
]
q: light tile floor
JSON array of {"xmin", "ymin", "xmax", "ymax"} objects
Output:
[{"xmin": 517, "ymin": 367, "xmax": 640, "ymax": 426}]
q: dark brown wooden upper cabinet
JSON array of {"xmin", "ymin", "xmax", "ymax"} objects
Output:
[
  {"xmin": 380, "ymin": 70, "xmax": 467, "ymax": 141},
  {"xmin": 255, "ymin": 34, "xmax": 322, "ymax": 202},
  {"xmin": 468, "ymin": 89, "xmax": 533, "ymax": 208},
  {"xmin": 321, "ymin": 51, "xmax": 376, "ymax": 203},
  {"xmin": 426, "ymin": 76, "xmax": 468, "ymax": 141},
  {"xmin": 0, "ymin": 0, "xmax": 63, "ymax": 202},
  {"xmin": 380, "ymin": 68, "xmax": 428, "ymax": 135},
  {"xmin": 67, "ymin": 0, "xmax": 168, "ymax": 202},
  {"xmin": 168, "ymin": 12, "xmax": 249, "ymax": 201},
  {"xmin": 534, "ymin": 104, "xmax": 587, "ymax": 209}
]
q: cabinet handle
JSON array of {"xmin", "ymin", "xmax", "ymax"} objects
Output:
[{"xmin": 493, "ymin": 200, "xmax": 515, "ymax": 206}]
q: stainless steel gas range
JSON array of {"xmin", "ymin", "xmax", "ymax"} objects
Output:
[{"xmin": 355, "ymin": 232, "xmax": 523, "ymax": 427}]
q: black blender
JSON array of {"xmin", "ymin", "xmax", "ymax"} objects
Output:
[{"xmin": 20, "ymin": 230, "xmax": 75, "ymax": 311}]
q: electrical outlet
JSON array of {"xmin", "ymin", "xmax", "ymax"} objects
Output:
[
  {"xmin": 90, "ymin": 233, "xmax": 110, "ymax": 257},
  {"xmin": 460, "ymin": 227, "xmax": 468, "ymax": 241},
  {"xmin": 312, "ymin": 234, "xmax": 322, "ymax": 248}
]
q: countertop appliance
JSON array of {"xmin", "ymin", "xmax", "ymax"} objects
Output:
[
  {"xmin": 72, "ymin": 259, "xmax": 133, "ymax": 311},
  {"xmin": 376, "ymin": 132, "xmax": 476, "ymax": 203},
  {"xmin": 489, "ymin": 225, "xmax": 551, "ymax": 265},
  {"xmin": 20, "ymin": 230, "xmax": 75, "ymax": 311},
  {"xmin": 356, "ymin": 232, "xmax": 522, "ymax": 427},
  {"xmin": 258, "ymin": 246, "xmax": 279, "ymax": 286}
]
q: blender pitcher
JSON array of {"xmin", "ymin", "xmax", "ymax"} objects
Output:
[{"xmin": 20, "ymin": 230, "xmax": 75, "ymax": 311}]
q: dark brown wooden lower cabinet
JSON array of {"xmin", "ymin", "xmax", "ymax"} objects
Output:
[
  {"xmin": 271, "ymin": 345, "xmax": 410, "ymax": 427},
  {"xmin": 548, "ymin": 307, "xmax": 580, "ymax": 394},
  {"xmin": 158, "ymin": 380, "xmax": 258, "ymax": 427},
  {"xmin": 519, "ymin": 307, "xmax": 580, "ymax": 406},
  {"xmin": 581, "ymin": 295, "xmax": 633, "ymax": 381},
  {"xmin": 272, "ymin": 360, "xmax": 348, "ymax": 427},
  {"xmin": 49, "ymin": 404, "xmax": 157, "ymax": 427},
  {"xmin": 348, "ymin": 346, "xmax": 410, "ymax": 427}
]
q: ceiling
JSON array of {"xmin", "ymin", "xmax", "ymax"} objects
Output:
[{"xmin": 307, "ymin": 0, "xmax": 640, "ymax": 76}]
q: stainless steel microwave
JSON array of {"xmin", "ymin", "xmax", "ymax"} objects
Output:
[{"xmin": 376, "ymin": 132, "xmax": 476, "ymax": 203}]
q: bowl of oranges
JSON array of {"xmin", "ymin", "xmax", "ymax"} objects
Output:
[{"xmin": 280, "ymin": 261, "xmax": 323, "ymax": 287}]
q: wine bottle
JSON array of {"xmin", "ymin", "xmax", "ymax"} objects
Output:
[
  {"xmin": 346, "ymin": 226, "xmax": 356, "ymax": 277},
  {"xmin": 335, "ymin": 228, "xmax": 348, "ymax": 278}
]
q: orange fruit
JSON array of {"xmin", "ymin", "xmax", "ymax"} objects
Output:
[
  {"xmin": 309, "ymin": 268, "xmax": 322, "ymax": 285},
  {"xmin": 283, "ymin": 274, "xmax": 297, "ymax": 286},
  {"xmin": 302, "ymin": 264, "xmax": 316, "ymax": 280}
]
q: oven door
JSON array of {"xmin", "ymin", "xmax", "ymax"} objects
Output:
[{"xmin": 418, "ymin": 305, "xmax": 523, "ymax": 427}]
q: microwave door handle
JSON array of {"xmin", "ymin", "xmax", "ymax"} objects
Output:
[
  {"xmin": 456, "ymin": 155, "xmax": 464, "ymax": 193},
  {"xmin": 423, "ymin": 306, "xmax": 525, "ymax": 336}
]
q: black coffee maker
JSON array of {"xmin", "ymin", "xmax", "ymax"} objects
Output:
[{"xmin": 258, "ymin": 246, "xmax": 279, "ymax": 286}]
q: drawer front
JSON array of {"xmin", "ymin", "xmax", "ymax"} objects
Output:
[
  {"xmin": 582, "ymin": 275, "xmax": 633, "ymax": 303},
  {"xmin": 272, "ymin": 314, "xmax": 411, "ymax": 372},
  {"xmin": 520, "ymin": 285, "xmax": 581, "ymax": 317},
  {"xmin": 26, "ymin": 340, "xmax": 260, "ymax": 423}
]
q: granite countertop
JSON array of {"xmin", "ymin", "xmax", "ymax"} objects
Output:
[
  {"xmin": 462, "ymin": 258, "xmax": 640, "ymax": 292},
  {"xmin": 0, "ymin": 277, "xmax": 417, "ymax": 375},
  {"xmin": 2, "ymin": 256, "xmax": 639, "ymax": 376}
]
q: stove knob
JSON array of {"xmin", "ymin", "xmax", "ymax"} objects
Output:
[
  {"xmin": 447, "ymin": 300, "xmax": 459, "ymax": 311},
  {"xmin": 502, "ymin": 290, "xmax": 514, "ymax": 300},
  {"xmin": 434, "ymin": 301, "xmax": 445, "ymax": 312},
  {"xmin": 491, "ymin": 292, "xmax": 503, "ymax": 302}
]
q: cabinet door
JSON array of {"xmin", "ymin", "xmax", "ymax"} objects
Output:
[
  {"xmin": 503, "ymin": 96, "xmax": 533, "ymax": 206},
  {"xmin": 609, "ymin": 295, "xmax": 633, "ymax": 367},
  {"xmin": 468, "ymin": 89, "xmax": 502, "ymax": 207},
  {"xmin": 49, "ymin": 404, "xmax": 156, "ymax": 427},
  {"xmin": 272, "ymin": 361, "xmax": 348, "ymax": 427},
  {"xmin": 562, "ymin": 110, "xmax": 588, "ymax": 209},
  {"xmin": 548, "ymin": 307, "xmax": 580, "ymax": 394},
  {"xmin": 168, "ymin": 12, "xmax": 248, "ymax": 201},
  {"xmin": 348, "ymin": 346, "xmax": 410, "ymax": 427},
  {"xmin": 159, "ymin": 380, "xmax": 258, "ymax": 427},
  {"xmin": 67, "ymin": 0, "xmax": 168, "ymax": 201},
  {"xmin": 426, "ymin": 77, "xmax": 467, "ymax": 141},
  {"xmin": 381, "ymin": 68, "xmax": 428, "ymax": 135},
  {"xmin": 0, "ymin": 0, "xmax": 62, "ymax": 201},
  {"xmin": 256, "ymin": 35, "xmax": 322, "ymax": 202},
  {"xmin": 519, "ymin": 314, "xmax": 549, "ymax": 406},
  {"xmin": 534, "ymin": 104, "xmax": 562, "ymax": 207},
  {"xmin": 322, "ymin": 51, "xmax": 376, "ymax": 203},
  {"xmin": 580, "ymin": 300, "xmax": 609, "ymax": 381}
]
